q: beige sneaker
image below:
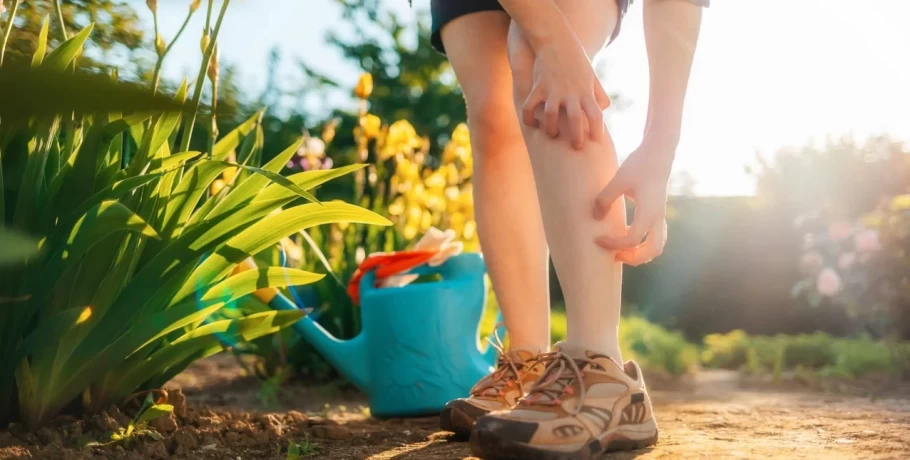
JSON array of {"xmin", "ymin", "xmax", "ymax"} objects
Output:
[
  {"xmin": 440, "ymin": 349, "xmax": 545, "ymax": 439},
  {"xmin": 469, "ymin": 343, "xmax": 658, "ymax": 459}
]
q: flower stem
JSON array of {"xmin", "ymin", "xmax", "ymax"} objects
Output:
[
  {"xmin": 53, "ymin": 0, "xmax": 68, "ymax": 41},
  {"xmin": 152, "ymin": 7, "xmax": 197, "ymax": 94},
  {"xmin": 0, "ymin": 0, "xmax": 21, "ymax": 67},
  {"xmin": 179, "ymin": 0, "xmax": 230, "ymax": 154},
  {"xmin": 208, "ymin": 76, "xmax": 219, "ymax": 156}
]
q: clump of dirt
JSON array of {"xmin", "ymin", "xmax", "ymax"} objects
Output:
[{"xmin": 2, "ymin": 357, "xmax": 909, "ymax": 460}]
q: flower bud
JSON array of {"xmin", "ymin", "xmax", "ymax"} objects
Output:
[
  {"xmin": 207, "ymin": 42, "xmax": 219, "ymax": 84},
  {"xmin": 190, "ymin": 0, "xmax": 201, "ymax": 12},
  {"xmin": 155, "ymin": 33, "xmax": 166, "ymax": 56},
  {"xmin": 200, "ymin": 33, "xmax": 211, "ymax": 54},
  {"xmin": 354, "ymin": 73, "xmax": 373, "ymax": 100},
  {"xmin": 146, "ymin": 0, "xmax": 158, "ymax": 14}
]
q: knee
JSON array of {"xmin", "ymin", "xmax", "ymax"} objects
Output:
[{"xmin": 464, "ymin": 95, "xmax": 523, "ymax": 158}]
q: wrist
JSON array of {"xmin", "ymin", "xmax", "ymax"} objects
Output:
[{"xmin": 641, "ymin": 129, "xmax": 680, "ymax": 156}]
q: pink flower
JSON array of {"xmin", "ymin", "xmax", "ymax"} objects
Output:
[
  {"xmin": 816, "ymin": 268, "xmax": 842, "ymax": 297},
  {"xmin": 854, "ymin": 229, "xmax": 882, "ymax": 253},
  {"xmin": 828, "ymin": 221, "xmax": 852, "ymax": 241},
  {"xmin": 838, "ymin": 252, "xmax": 857, "ymax": 269}
]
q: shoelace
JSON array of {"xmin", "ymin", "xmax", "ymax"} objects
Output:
[
  {"xmin": 470, "ymin": 324, "xmax": 528, "ymax": 398},
  {"xmin": 522, "ymin": 351, "xmax": 600, "ymax": 416}
]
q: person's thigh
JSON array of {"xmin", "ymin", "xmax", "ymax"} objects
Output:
[
  {"xmin": 507, "ymin": 0, "xmax": 620, "ymax": 103},
  {"xmin": 440, "ymin": 11, "xmax": 516, "ymax": 133}
]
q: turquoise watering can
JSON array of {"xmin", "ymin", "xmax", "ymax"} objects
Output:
[{"xmin": 271, "ymin": 253, "xmax": 503, "ymax": 417}]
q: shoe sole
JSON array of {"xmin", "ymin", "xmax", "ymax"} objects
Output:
[
  {"xmin": 439, "ymin": 405, "xmax": 477, "ymax": 441},
  {"xmin": 469, "ymin": 420, "xmax": 658, "ymax": 460}
]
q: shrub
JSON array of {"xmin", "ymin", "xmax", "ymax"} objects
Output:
[
  {"xmin": 0, "ymin": 8, "xmax": 388, "ymax": 428},
  {"xmin": 701, "ymin": 330, "xmax": 910, "ymax": 379}
]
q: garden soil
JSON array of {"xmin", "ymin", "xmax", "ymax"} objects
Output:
[{"xmin": 2, "ymin": 355, "xmax": 909, "ymax": 460}]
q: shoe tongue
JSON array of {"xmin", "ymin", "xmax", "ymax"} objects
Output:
[{"xmin": 551, "ymin": 342, "xmax": 587, "ymax": 360}]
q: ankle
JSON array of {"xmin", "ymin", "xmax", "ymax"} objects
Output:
[{"xmin": 563, "ymin": 339, "xmax": 623, "ymax": 365}]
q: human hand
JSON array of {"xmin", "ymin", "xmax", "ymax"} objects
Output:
[
  {"xmin": 592, "ymin": 140, "xmax": 675, "ymax": 265},
  {"xmin": 522, "ymin": 37, "xmax": 611, "ymax": 150}
]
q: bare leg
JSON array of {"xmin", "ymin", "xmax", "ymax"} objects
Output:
[
  {"xmin": 507, "ymin": 0, "xmax": 626, "ymax": 361},
  {"xmin": 441, "ymin": 12, "xmax": 551, "ymax": 352}
]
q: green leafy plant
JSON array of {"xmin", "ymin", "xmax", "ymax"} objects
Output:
[
  {"xmin": 286, "ymin": 435, "xmax": 319, "ymax": 459},
  {"xmin": 701, "ymin": 330, "xmax": 910, "ymax": 379},
  {"xmin": 0, "ymin": 4, "xmax": 389, "ymax": 430},
  {"xmin": 83, "ymin": 393, "xmax": 174, "ymax": 448}
]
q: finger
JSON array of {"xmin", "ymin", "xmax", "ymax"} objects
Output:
[
  {"xmin": 566, "ymin": 99, "xmax": 585, "ymax": 150},
  {"xmin": 544, "ymin": 97, "xmax": 561, "ymax": 138},
  {"xmin": 594, "ymin": 81, "xmax": 611, "ymax": 110},
  {"xmin": 583, "ymin": 97, "xmax": 604, "ymax": 142},
  {"xmin": 595, "ymin": 215, "xmax": 652, "ymax": 250},
  {"xmin": 593, "ymin": 175, "xmax": 626, "ymax": 220},
  {"xmin": 522, "ymin": 85, "xmax": 545, "ymax": 128},
  {"xmin": 615, "ymin": 219, "xmax": 667, "ymax": 266}
]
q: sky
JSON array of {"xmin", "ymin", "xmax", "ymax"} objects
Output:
[{"xmin": 148, "ymin": 0, "xmax": 910, "ymax": 196}]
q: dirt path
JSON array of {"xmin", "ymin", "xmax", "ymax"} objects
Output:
[{"xmin": 2, "ymin": 359, "xmax": 909, "ymax": 459}]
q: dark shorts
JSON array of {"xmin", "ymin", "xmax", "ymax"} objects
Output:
[{"xmin": 430, "ymin": 0, "xmax": 633, "ymax": 55}]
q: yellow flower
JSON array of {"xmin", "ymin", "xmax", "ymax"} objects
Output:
[
  {"xmin": 322, "ymin": 117, "xmax": 341, "ymax": 144},
  {"xmin": 222, "ymin": 165, "xmax": 238, "ymax": 183},
  {"xmin": 210, "ymin": 179, "xmax": 226, "ymax": 195},
  {"xmin": 445, "ymin": 164, "xmax": 460, "ymax": 185},
  {"xmin": 420, "ymin": 210, "xmax": 434, "ymax": 231},
  {"xmin": 388, "ymin": 196, "xmax": 406, "ymax": 216},
  {"xmin": 360, "ymin": 114, "xmax": 382, "ymax": 139},
  {"xmin": 451, "ymin": 123, "xmax": 471, "ymax": 146},
  {"xmin": 445, "ymin": 186, "xmax": 460, "ymax": 202},
  {"xmin": 403, "ymin": 224, "xmax": 418, "ymax": 240},
  {"xmin": 383, "ymin": 120, "xmax": 421, "ymax": 158},
  {"xmin": 449, "ymin": 212, "xmax": 466, "ymax": 235},
  {"xmin": 891, "ymin": 194, "xmax": 910, "ymax": 211},
  {"xmin": 354, "ymin": 73, "xmax": 374, "ymax": 99},
  {"xmin": 190, "ymin": 0, "xmax": 202, "ymax": 12},
  {"xmin": 463, "ymin": 220, "xmax": 477, "ymax": 240},
  {"xmin": 425, "ymin": 171, "xmax": 446, "ymax": 190}
]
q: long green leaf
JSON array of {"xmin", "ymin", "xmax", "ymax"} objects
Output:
[
  {"xmin": 42, "ymin": 23, "xmax": 94, "ymax": 71},
  {"xmin": 200, "ymin": 267, "xmax": 324, "ymax": 303},
  {"xmin": 0, "ymin": 64, "xmax": 185, "ymax": 123},
  {"xmin": 46, "ymin": 300, "xmax": 224, "ymax": 421},
  {"xmin": 17, "ymin": 306, "xmax": 89, "ymax": 361},
  {"xmin": 147, "ymin": 151, "xmax": 202, "ymax": 174},
  {"xmin": 212, "ymin": 109, "xmax": 265, "ymax": 160},
  {"xmin": 0, "ymin": 228, "xmax": 40, "ymax": 266},
  {"xmin": 177, "ymin": 202, "xmax": 390, "ymax": 302},
  {"xmin": 113, "ymin": 311, "xmax": 304, "ymax": 399},
  {"xmin": 68, "ymin": 173, "xmax": 162, "ymax": 224},
  {"xmin": 223, "ymin": 162, "xmax": 319, "ymax": 205},
  {"xmin": 62, "ymin": 200, "xmax": 160, "ymax": 257},
  {"xmin": 300, "ymin": 230, "xmax": 344, "ymax": 287},
  {"xmin": 206, "ymin": 139, "xmax": 303, "ymax": 218},
  {"xmin": 31, "ymin": 16, "xmax": 50, "ymax": 67},
  {"xmin": 12, "ymin": 117, "xmax": 60, "ymax": 231},
  {"xmin": 159, "ymin": 161, "xmax": 232, "ymax": 238}
]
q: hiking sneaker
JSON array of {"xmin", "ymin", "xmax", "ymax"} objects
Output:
[
  {"xmin": 440, "ymin": 349, "xmax": 545, "ymax": 439},
  {"xmin": 469, "ymin": 343, "xmax": 658, "ymax": 459}
]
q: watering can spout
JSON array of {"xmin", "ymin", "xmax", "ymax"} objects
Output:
[{"xmin": 270, "ymin": 294, "xmax": 370, "ymax": 392}]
